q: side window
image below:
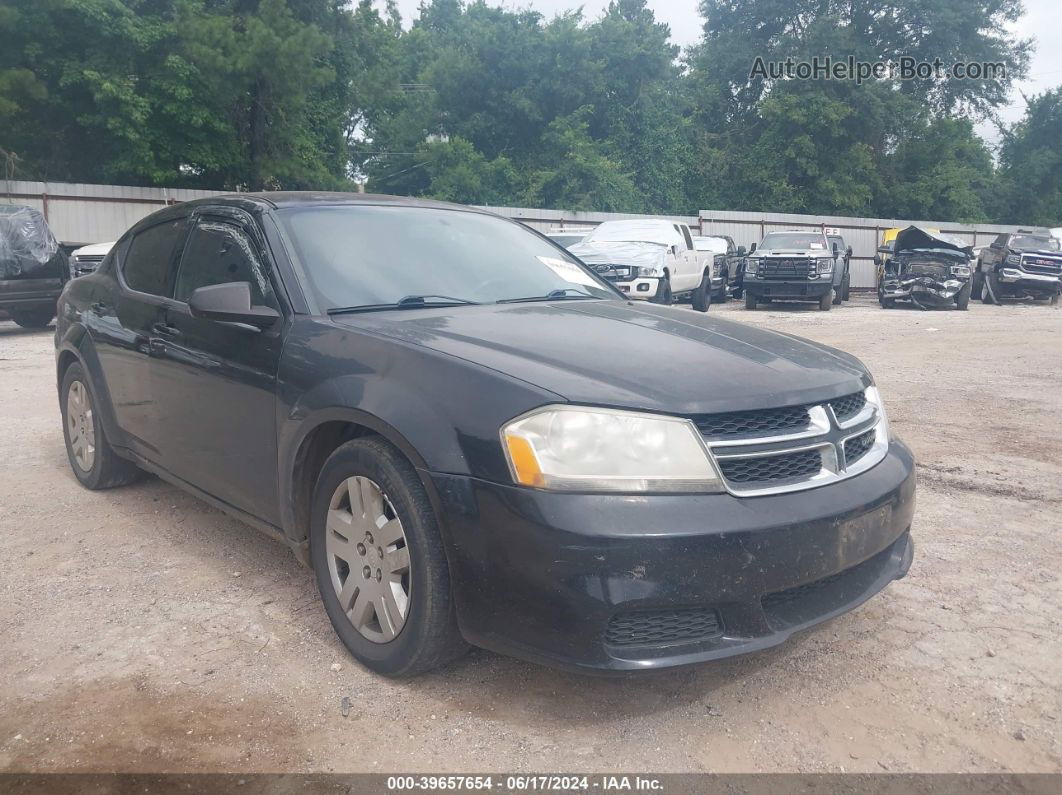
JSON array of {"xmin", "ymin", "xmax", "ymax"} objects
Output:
[
  {"xmin": 680, "ymin": 225, "xmax": 694, "ymax": 250},
  {"xmin": 123, "ymin": 220, "xmax": 184, "ymax": 296},
  {"xmin": 174, "ymin": 219, "xmax": 277, "ymax": 308}
]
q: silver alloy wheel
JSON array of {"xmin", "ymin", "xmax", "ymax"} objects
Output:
[
  {"xmin": 66, "ymin": 380, "xmax": 96, "ymax": 472},
  {"xmin": 325, "ymin": 476, "xmax": 411, "ymax": 643}
]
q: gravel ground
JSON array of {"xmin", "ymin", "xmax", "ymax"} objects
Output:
[{"xmin": 0, "ymin": 294, "xmax": 1059, "ymax": 774}]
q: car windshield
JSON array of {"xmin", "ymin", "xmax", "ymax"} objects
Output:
[
  {"xmin": 759, "ymin": 232, "xmax": 828, "ymax": 250},
  {"xmin": 585, "ymin": 222, "xmax": 678, "ymax": 246},
  {"xmin": 278, "ymin": 205, "xmax": 617, "ymax": 311},
  {"xmin": 1011, "ymin": 235, "xmax": 1060, "ymax": 251}
]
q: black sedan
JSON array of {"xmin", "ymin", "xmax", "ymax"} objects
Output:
[{"xmin": 55, "ymin": 193, "xmax": 915, "ymax": 676}]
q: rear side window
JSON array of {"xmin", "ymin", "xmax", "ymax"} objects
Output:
[
  {"xmin": 123, "ymin": 220, "xmax": 184, "ymax": 296},
  {"xmin": 174, "ymin": 219, "xmax": 277, "ymax": 308}
]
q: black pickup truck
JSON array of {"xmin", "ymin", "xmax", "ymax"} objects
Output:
[
  {"xmin": 1, "ymin": 205, "xmax": 69, "ymax": 328},
  {"xmin": 975, "ymin": 232, "xmax": 1061, "ymax": 304}
]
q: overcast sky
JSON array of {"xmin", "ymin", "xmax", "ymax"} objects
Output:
[{"xmin": 390, "ymin": 0, "xmax": 1062, "ymax": 144}]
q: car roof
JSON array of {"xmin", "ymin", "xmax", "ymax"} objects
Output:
[{"xmin": 123, "ymin": 191, "xmax": 492, "ymax": 238}]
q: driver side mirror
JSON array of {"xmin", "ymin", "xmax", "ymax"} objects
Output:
[
  {"xmin": 737, "ymin": 246, "xmax": 747, "ymax": 256},
  {"xmin": 189, "ymin": 282, "xmax": 280, "ymax": 329},
  {"xmin": 873, "ymin": 255, "xmax": 882, "ymax": 266},
  {"xmin": 748, "ymin": 243, "xmax": 757, "ymax": 254},
  {"xmin": 846, "ymin": 246, "xmax": 853, "ymax": 257}
]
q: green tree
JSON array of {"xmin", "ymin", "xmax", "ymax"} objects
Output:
[{"xmin": 994, "ymin": 89, "xmax": 1062, "ymax": 225}]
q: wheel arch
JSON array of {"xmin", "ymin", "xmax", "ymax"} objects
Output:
[{"xmin": 282, "ymin": 407, "xmax": 441, "ymax": 549}]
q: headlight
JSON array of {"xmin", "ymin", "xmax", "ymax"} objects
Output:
[
  {"xmin": 745, "ymin": 258, "xmax": 759, "ymax": 274},
  {"xmin": 635, "ymin": 266, "xmax": 659, "ymax": 277},
  {"xmin": 866, "ymin": 385, "xmax": 891, "ymax": 441},
  {"xmin": 816, "ymin": 258, "xmax": 834, "ymax": 274},
  {"xmin": 1005, "ymin": 253, "xmax": 1021, "ymax": 265},
  {"xmin": 951, "ymin": 264, "xmax": 971, "ymax": 277},
  {"xmin": 501, "ymin": 405, "xmax": 723, "ymax": 493}
]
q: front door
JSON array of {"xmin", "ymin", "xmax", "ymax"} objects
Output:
[{"xmin": 149, "ymin": 209, "xmax": 285, "ymax": 525}]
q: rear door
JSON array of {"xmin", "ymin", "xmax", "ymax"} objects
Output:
[
  {"xmin": 148, "ymin": 208, "xmax": 285, "ymax": 524},
  {"xmin": 91, "ymin": 216, "xmax": 188, "ymax": 462}
]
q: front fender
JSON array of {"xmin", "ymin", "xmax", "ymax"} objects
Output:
[{"xmin": 56, "ymin": 322, "xmax": 127, "ymax": 452}]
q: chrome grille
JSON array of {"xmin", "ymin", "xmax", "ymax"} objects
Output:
[
  {"xmin": 699, "ymin": 388, "xmax": 887, "ymax": 496},
  {"xmin": 1021, "ymin": 256, "xmax": 1062, "ymax": 276},
  {"xmin": 828, "ymin": 392, "xmax": 866, "ymax": 422},
  {"xmin": 694, "ymin": 404, "xmax": 810, "ymax": 438},
  {"xmin": 718, "ymin": 449, "xmax": 822, "ymax": 483}
]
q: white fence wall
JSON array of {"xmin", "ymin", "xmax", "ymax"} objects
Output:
[{"xmin": 2, "ymin": 180, "xmax": 1049, "ymax": 289}]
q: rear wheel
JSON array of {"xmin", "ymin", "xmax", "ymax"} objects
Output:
[
  {"xmin": 311, "ymin": 437, "xmax": 466, "ymax": 677},
  {"xmin": 819, "ymin": 289, "xmax": 833, "ymax": 311},
  {"xmin": 691, "ymin": 270, "xmax": 711, "ymax": 312},
  {"xmin": 60, "ymin": 362, "xmax": 142, "ymax": 489},
  {"xmin": 744, "ymin": 292, "xmax": 757, "ymax": 310},
  {"xmin": 971, "ymin": 268, "xmax": 984, "ymax": 300},
  {"xmin": 10, "ymin": 307, "xmax": 55, "ymax": 328}
]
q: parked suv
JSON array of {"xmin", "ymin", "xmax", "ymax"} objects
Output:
[
  {"xmin": 56, "ymin": 193, "xmax": 915, "ymax": 676},
  {"xmin": 743, "ymin": 229, "xmax": 842, "ymax": 310},
  {"xmin": 974, "ymin": 232, "xmax": 1061, "ymax": 304},
  {"xmin": 0, "ymin": 205, "xmax": 69, "ymax": 328}
]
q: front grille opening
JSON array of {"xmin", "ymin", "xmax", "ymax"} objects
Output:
[
  {"xmin": 605, "ymin": 607, "xmax": 723, "ymax": 647},
  {"xmin": 844, "ymin": 429, "xmax": 876, "ymax": 466},
  {"xmin": 719, "ymin": 449, "xmax": 822, "ymax": 484},
  {"xmin": 694, "ymin": 404, "xmax": 810, "ymax": 438},
  {"xmin": 828, "ymin": 391, "xmax": 867, "ymax": 421}
]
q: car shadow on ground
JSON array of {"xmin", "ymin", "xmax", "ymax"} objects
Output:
[{"xmin": 0, "ymin": 320, "xmax": 55, "ymax": 337}]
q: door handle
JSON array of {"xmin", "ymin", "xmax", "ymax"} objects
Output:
[{"xmin": 151, "ymin": 322, "xmax": 181, "ymax": 339}]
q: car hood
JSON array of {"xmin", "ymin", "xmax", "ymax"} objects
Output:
[
  {"xmin": 895, "ymin": 226, "xmax": 972, "ymax": 257},
  {"xmin": 754, "ymin": 248, "xmax": 829, "ymax": 258},
  {"xmin": 333, "ymin": 301, "xmax": 869, "ymax": 415},
  {"xmin": 569, "ymin": 241, "xmax": 667, "ymax": 271}
]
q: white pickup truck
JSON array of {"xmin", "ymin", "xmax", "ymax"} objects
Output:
[{"xmin": 569, "ymin": 219, "xmax": 713, "ymax": 311}]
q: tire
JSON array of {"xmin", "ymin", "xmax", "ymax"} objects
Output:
[
  {"xmin": 819, "ymin": 289, "xmax": 833, "ymax": 311},
  {"xmin": 691, "ymin": 270, "xmax": 711, "ymax": 312},
  {"xmin": 649, "ymin": 276, "xmax": 673, "ymax": 305},
  {"xmin": 831, "ymin": 280, "xmax": 843, "ymax": 305},
  {"xmin": 955, "ymin": 279, "xmax": 971, "ymax": 310},
  {"xmin": 842, "ymin": 273, "xmax": 851, "ymax": 302},
  {"xmin": 310, "ymin": 437, "xmax": 467, "ymax": 677},
  {"xmin": 10, "ymin": 307, "xmax": 55, "ymax": 328},
  {"xmin": 60, "ymin": 362, "xmax": 143, "ymax": 489},
  {"xmin": 971, "ymin": 269, "xmax": 984, "ymax": 300},
  {"xmin": 744, "ymin": 292, "xmax": 757, "ymax": 310},
  {"xmin": 717, "ymin": 271, "xmax": 728, "ymax": 303}
]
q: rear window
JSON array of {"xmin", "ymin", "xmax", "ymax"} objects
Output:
[{"xmin": 123, "ymin": 220, "xmax": 184, "ymax": 296}]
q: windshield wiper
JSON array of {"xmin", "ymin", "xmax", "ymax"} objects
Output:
[
  {"xmin": 496, "ymin": 288, "xmax": 601, "ymax": 304},
  {"xmin": 327, "ymin": 294, "xmax": 480, "ymax": 315}
]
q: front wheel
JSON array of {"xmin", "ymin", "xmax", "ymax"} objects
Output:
[
  {"xmin": 691, "ymin": 270, "xmax": 711, "ymax": 312},
  {"xmin": 819, "ymin": 289, "xmax": 833, "ymax": 311},
  {"xmin": 831, "ymin": 280, "xmax": 843, "ymax": 305},
  {"xmin": 649, "ymin": 276, "xmax": 673, "ymax": 305},
  {"xmin": 10, "ymin": 307, "xmax": 55, "ymax": 328},
  {"xmin": 744, "ymin": 292, "xmax": 757, "ymax": 310},
  {"xmin": 311, "ymin": 437, "xmax": 467, "ymax": 677},
  {"xmin": 955, "ymin": 279, "xmax": 971, "ymax": 310}
]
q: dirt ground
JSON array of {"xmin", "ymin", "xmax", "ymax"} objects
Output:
[{"xmin": 0, "ymin": 294, "xmax": 1059, "ymax": 774}]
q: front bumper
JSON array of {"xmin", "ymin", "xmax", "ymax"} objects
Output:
[
  {"xmin": 612, "ymin": 276, "xmax": 661, "ymax": 300},
  {"xmin": 997, "ymin": 268, "xmax": 1060, "ymax": 296},
  {"xmin": 881, "ymin": 276, "xmax": 966, "ymax": 303},
  {"xmin": 744, "ymin": 276, "xmax": 833, "ymax": 300},
  {"xmin": 430, "ymin": 440, "xmax": 916, "ymax": 673}
]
